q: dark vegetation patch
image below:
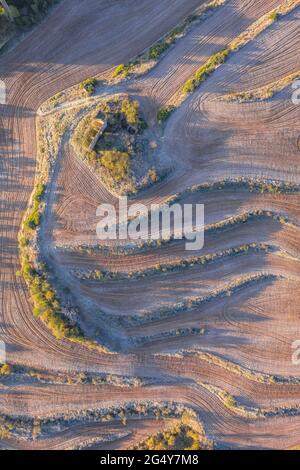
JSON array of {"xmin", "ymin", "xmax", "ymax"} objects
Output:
[
  {"xmin": 8, "ymin": 0, "xmax": 59, "ymax": 29},
  {"xmin": 79, "ymin": 78, "xmax": 97, "ymax": 96},
  {"xmin": 157, "ymin": 105, "xmax": 176, "ymax": 123},
  {"xmin": 0, "ymin": 1, "xmax": 60, "ymax": 49}
]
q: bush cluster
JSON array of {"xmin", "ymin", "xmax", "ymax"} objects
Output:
[
  {"xmin": 113, "ymin": 63, "xmax": 135, "ymax": 78},
  {"xmin": 136, "ymin": 423, "xmax": 204, "ymax": 450},
  {"xmin": 121, "ymin": 98, "xmax": 141, "ymax": 128},
  {"xmin": 100, "ymin": 150, "xmax": 129, "ymax": 181},
  {"xmin": 80, "ymin": 78, "xmax": 97, "ymax": 96}
]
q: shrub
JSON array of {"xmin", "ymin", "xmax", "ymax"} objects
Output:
[
  {"xmin": 33, "ymin": 182, "xmax": 45, "ymax": 202},
  {"xmin": 135, "ymin": 423, "xmax": 206, "ymax": 450},
  {"xmin": 148, "ymin": 23, "xmax": 186, "ymax": 60},
  {"xmin": 148, "ymin": 167, "xmax": 159, "ymax": 183},
  {"xmin": 24, "ymin": 183, "xmax": 45, "ymax": 229},
  {"xmin": 101, "ymin": 150, "xmax": 129, "ymax": 181},
  {"xmin": 149, "ymin": 40, "xmax": 170, "ymax": 60},
  {"xmin": 224, "ymin": 393, "xmax": 237, "ymax": 408},
  {"xmin": 269, "ymin": 11, "xmax": 279, "ymax": 21},
  {"xmin": 113, "ymin": 63, "xmax": 133, "ymax": 78},
  {"xmin": 80, "ymin": 78, "xmax": 97, "ymax": 96},
  {"xmin": 8, "ymin": 5, "xmax": 20, "ymax": 18},
  {"xmin": 157, "ymin": 105, "xmax": 175, "ymax": 123},
  {"xmin": 0, "ymin": 364, "xmax": 12, "ymax": 375},
  {"xmin": 121, "ymin": 98, "xmax": 140, "ymax": 127}
]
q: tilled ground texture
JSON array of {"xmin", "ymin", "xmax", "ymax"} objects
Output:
[{"xmin": 1, "ymin": 0, "xmax": 300, "ymax": 450}]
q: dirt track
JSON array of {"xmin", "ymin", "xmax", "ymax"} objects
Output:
[{"xmin": 1, "ymin": 0, "xmax": 300, "ymax": 450}]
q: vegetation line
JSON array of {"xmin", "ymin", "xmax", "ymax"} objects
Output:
[
  {"xmin": 120, "ymin": 273, "xmax": 279, "ymax": 326},
  {"xmin": 73, "ymin": 244, "xmax": 275, "ymax": 282},
  {"xmin": 165, "ymin": 178, "xmax": 300, "ymax": 207},
  {"xmin": 199, "ymin": 382, "xmax": 300, "ymax": 418},
  {"xmin": 57, "ymin": 203, "xmax": 297, "ymax": 256},
  {"xmin": 160, "ymin": 350, "xmax": 300, "ymax": 384},
  {"xmin": 113, "ymin": 0, "xmax": 227, "ymax": 80},
  {"xmin": 182, "ymin": 0, "xmax": 300, "ymax": 94},
  {"xmin": 199, "ymin": 383, "xmax": 260, "ymax": 418},
  {"xmin": 221, "ymin": 69, "xmax": 300, "ymax": 102},
  {"xmin": 0, "ymin": 401, "xmax": 210, "ymax": 445},
  {"xmin": 17, "ymin": 116, "xmax": 110, "ymax": 352}
]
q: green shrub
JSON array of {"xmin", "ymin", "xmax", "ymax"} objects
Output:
[
  {"xmin": 157, "ymin": 105, "xmax": 175, "ymax": 123},
  {"xmin": 24, "ymin": 183, "xmax": 45, "ymax": 229},
  {"xmin": 148, "ymin": 22, "xmax": 186, "ymax": 60},
  {"xmin": 101, "ymin": 150, "xmax": 129, "ymax": 181},
  {"xmin": 224, "ymin": 393, "xmax": 237, "ymax": 408},
  {"xmin": 135, "ymin": 423, "xmax": 206, "ymax": 450},
  {"xmin": 33, "ymin": 182, "xmax": 45, "ymax": 203},
  {"xmin": 80, "ymin": 78, "xmax": 97, "ymax": 96},
  {"xmin": 269, "ymin": 11, "xmax": 279, "ymax": 21},
  {"xmin": 0, "ymin": 364, "xmax": 12, "ymax": 375},
  {"xmin": 24, "ymin": 208, "xmax": 40, "ymax": 229},
  {"xmin": 149, "ymin": 40, "xmax": 170, "ymax": 60},
  {"xmin": 121, "ymin": 98, "xmax": 140, "ymax": 127},
  {"xmin": 113, "ymin": 63, "xmax": 133, "ymax": 78}
]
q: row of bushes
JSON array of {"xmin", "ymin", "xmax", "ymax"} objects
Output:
[
  {"xmin": 113, "ymin": 1, "xmax": 225, "ymax": 79},
  {"xmin": 24, "ymin": 182, "xmax": 45, "ymax": 229},
  {"xmin": 134, "ymin": 327, "xmax": 203, "ymax": 347},
  {"xmin": 183, "ymin": 48, "xmax": 230, "ymax": 94},
  {"xmin": 149, "ymin": 1, "xmax": 224, "ymax": 60},
  {"xmin": 122, "ymin": 273, "xmax": 277, "ymax": 327},
  {"xmin": 75, "ymin": 243, "xmax": 272, "ymax": 282},
  {"xmin": 182, "ymin": 2, "xmax": 297, "ymax": 95},
  {"xmin": 166, "ymin": 178, "xmax": 300, "ymax": 211},
  {"xmin": 19, "ymin": 250, "xmax": 82, "ymax": 340},
  {"xmin": 19, "ymin": 179, "xmax": 109, "ymax": 350},
  {"xmin": 148, "ymin": 25, "xmax": 183, "ymax": 60}
]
